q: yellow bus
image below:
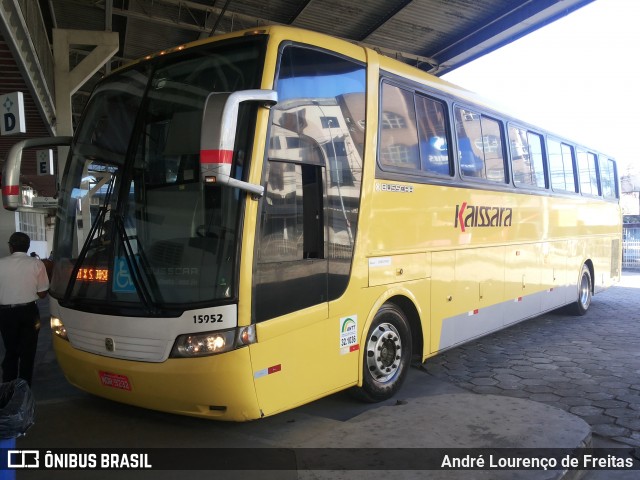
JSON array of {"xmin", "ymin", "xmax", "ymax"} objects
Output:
[{"xmin": 2, "ymin": 26, "xmax": 621, "ymax": 421}]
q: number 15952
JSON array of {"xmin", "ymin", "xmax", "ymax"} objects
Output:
[{"xmin": 193, "ymin": 313, "xmax": 223, "ymax": 324}]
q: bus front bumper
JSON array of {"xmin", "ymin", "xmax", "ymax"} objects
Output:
[{"xmin": 52, "ymin": 336, "xmax": 262, "ymax": 421}]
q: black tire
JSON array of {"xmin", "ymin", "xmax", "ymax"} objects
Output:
[
  {"xmin": 350, "ymin": 303, "xmax": 412, "ymax": 402},
  {"xmin": 570, "ymin": 264, "xmax": 592, "ymax": 316}
]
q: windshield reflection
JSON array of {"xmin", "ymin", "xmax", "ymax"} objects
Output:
[{"xmin": 51, "ymin": 38, "xmax": 265, "ymax": 315}]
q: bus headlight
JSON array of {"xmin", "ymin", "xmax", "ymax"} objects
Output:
[
  {"xmin": 50, "ymin": 316, "xmax": 69, "ymax": 341},
  {"xmin": 170, "ymin": 325, "xmax": 256, "ymax": 358}
]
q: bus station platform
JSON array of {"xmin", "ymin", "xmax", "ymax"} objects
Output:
[{"xmin": 8, "ymin": 273, "xmax": 640, "ymax": 479}]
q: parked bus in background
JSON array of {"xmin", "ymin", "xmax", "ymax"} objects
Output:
[{"xmin": 2, "ymin": 26, "xmax": 622, "ymax": 420}]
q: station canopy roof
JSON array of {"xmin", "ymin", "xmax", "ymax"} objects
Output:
[{"xmin": 44, "ymin": 0, "xmax": 595, "ymax": 75}]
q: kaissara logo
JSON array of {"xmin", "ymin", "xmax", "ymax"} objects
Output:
[{"xmin": 454, "ymin": 202, "xmax": 513, "ymax": 233}]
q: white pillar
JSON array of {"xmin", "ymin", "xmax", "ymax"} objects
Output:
[
  {"xmin": 52, "ymin": 29, "xmax": 119, "ymax": 175},
  {"xmin": 52, "ymin": 29, "xmax": 118, "ymax": 253}
]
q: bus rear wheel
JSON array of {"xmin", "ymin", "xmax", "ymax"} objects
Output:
[
  {"xmin": 351, "ymin": 303, "xmax": 412, "ymax": 403},
  {"xmin": 570, "ymin": 264, "xmax": 592, "ymax": 316}
]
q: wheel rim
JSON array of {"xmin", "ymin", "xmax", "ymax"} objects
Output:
[
  {"xmin": 579, "ymin": 272, "xmax": 591, "ymax": 310},
  {"xmin": 365, "ymin": 322, "xmax": 402, "ymax": 383}
]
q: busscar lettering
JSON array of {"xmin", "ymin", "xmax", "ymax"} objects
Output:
[
  {"xmin": 454, "ymin": 202, "xmax": 512, "ymax": 232},
  {"xmin": 375, "ymin": 183, "xmax": 414, "ymax": 193}
]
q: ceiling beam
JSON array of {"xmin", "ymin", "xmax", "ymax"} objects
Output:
[
  {"xmin": 359, "ymin": 41, "xmax": 439, "ymax": 72},
  {"xmin": 286, "ymin": 0, "xmax": 312, "ymax": 24},
  {"xmin": 126, "ymin": 0, "xmax": 275, "ymax": 29},
  {"xmin": 356, "ymin": 0, "xmax": 414, "ymax": 41},
  {"xmin": 206, "ymin": 0, "xmax": 233, "ymax": 37},
  {"xmin": 111, "ymin": 6, "xmax": 208, "ymax": 33}
]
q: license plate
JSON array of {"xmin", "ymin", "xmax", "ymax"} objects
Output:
[{"xmin": 99, "ymin": 371, "xmax": 132, "ymax": 391}]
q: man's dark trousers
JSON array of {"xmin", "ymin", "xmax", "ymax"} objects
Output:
[{"xmin": 0, "ymin": 303, "xmax": 40, "ymax": 386}]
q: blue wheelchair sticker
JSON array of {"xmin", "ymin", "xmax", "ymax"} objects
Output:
[{"xmin": 112, "ymin": 257, "xmax": 136, "ymax": 293}]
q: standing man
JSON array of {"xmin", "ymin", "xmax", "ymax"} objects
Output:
[{"xmin": 0, "ymin": 232, "xmax": 49, "ymax": 386}]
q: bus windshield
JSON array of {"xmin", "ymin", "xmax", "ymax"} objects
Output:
[{"xmin": 50, "ymin": 37, "xmax": 265, "ymax": 315}]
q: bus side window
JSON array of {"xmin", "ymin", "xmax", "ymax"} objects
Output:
[
  {"xmin": 509, "ymin": 126, "xmax": 546, "ymax": 188},
  {"xmin": 599, "ymin": 156, "xmax": 618, "ymax": 198},
  {"xmin": 577, "ymin": 150, "xmax": 599, "ymax": 195},
  {"xmin": 379, "ymin": 83, "xmax": 419, "ymax": 171},
  {"xmin": 527, "ymin": 132, "xmax": 546, "ymax": 188},
  {"xmin": 479, "ymin": 116, "xmax": 505, "ymax": 182},
  {"xmin": 548, "ymin": 139, "xmax": 564, "ymax": 190},
  {"xmin": 561, "ymin": 143, "xmax": 577, "ymax": 193},
  {"xmin": 455, "ymin": 108, "xmax": 484, "ymax": 177},
  {"xmin": 549, "ymin": 139, "xmax": 577, "ymax": 193},
  {"xmin": 455, "ymin": 107, "xmax": 506, "ymax": 182},
  {"xmin": 416, "ymin": 94, "xmax": 451, "ymax": 176}
]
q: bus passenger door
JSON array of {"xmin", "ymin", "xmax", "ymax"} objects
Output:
[
  {"xmin": 250, "ymin": 158, "xmax": 336, "ymax": 416},
  {"xmin": 249, "ymin": 44, "xmax": 366, "ymax": 415}
]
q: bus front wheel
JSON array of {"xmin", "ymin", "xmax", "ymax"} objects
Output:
[
  {"xmin": 570, "ymin": 264, "xmax": 592, "ymax": 316},
  {"xmin": 351, "ymin": 303, "xmax": 412, "ymax": 403}
]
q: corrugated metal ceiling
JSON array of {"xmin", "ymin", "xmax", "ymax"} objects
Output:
[
  {"xmin": 44, "ymin": 0, "xmax": 595, "ymax": 123},
  {"xmin": 46, "ymin": 0, "xmax": 595, "ymax": 73}
]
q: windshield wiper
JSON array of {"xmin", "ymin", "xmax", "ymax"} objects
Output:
[{"xmin": 63, "ymin": 206, "xmax": 110, "ymax": 303}]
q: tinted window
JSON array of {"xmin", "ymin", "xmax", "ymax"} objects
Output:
[
  {"xmin": 561, "ymin": 143, "xmax": 577, "ymax": 192},
  {"xmin": 455, "ymin": 107, "xmax": 505, "ymax": 182},
  {"xmin": 549, "ymin": 139, "xmax": 576, "ymax": 192},
  {"xmin": 416, "ymin": 94, "xmax": 450, "ymax": 176},
  {"xmin": 599, "ymin": 156, "xmax": 618, "ymax": 198},
  {"xmin": 577, "ymin": 150, "xmax": 599, "ymax": 195},
  {"xmin": 509, "ymin": 125, "xmax": 546, "ymax": 188},
  {"xmin": 53, "ymin": 39, "xmax": 265, "ymax": 311},
  {"xmin": 379, "ymin": 84, "xmax": 419, "ymax": 170}
]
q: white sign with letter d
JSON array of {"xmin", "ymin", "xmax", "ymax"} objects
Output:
[{"xmin": 0, "ymin": 91, "xmax": 26, "ymax": 135}]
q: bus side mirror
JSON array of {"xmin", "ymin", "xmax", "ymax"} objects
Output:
[
  {"xmin": 2, "ymin": 136, "xmax": 73, "ymax": 211},
  {"xmin": 200, "ymin": 89, "xmax": 277, "ymax": 197}
]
